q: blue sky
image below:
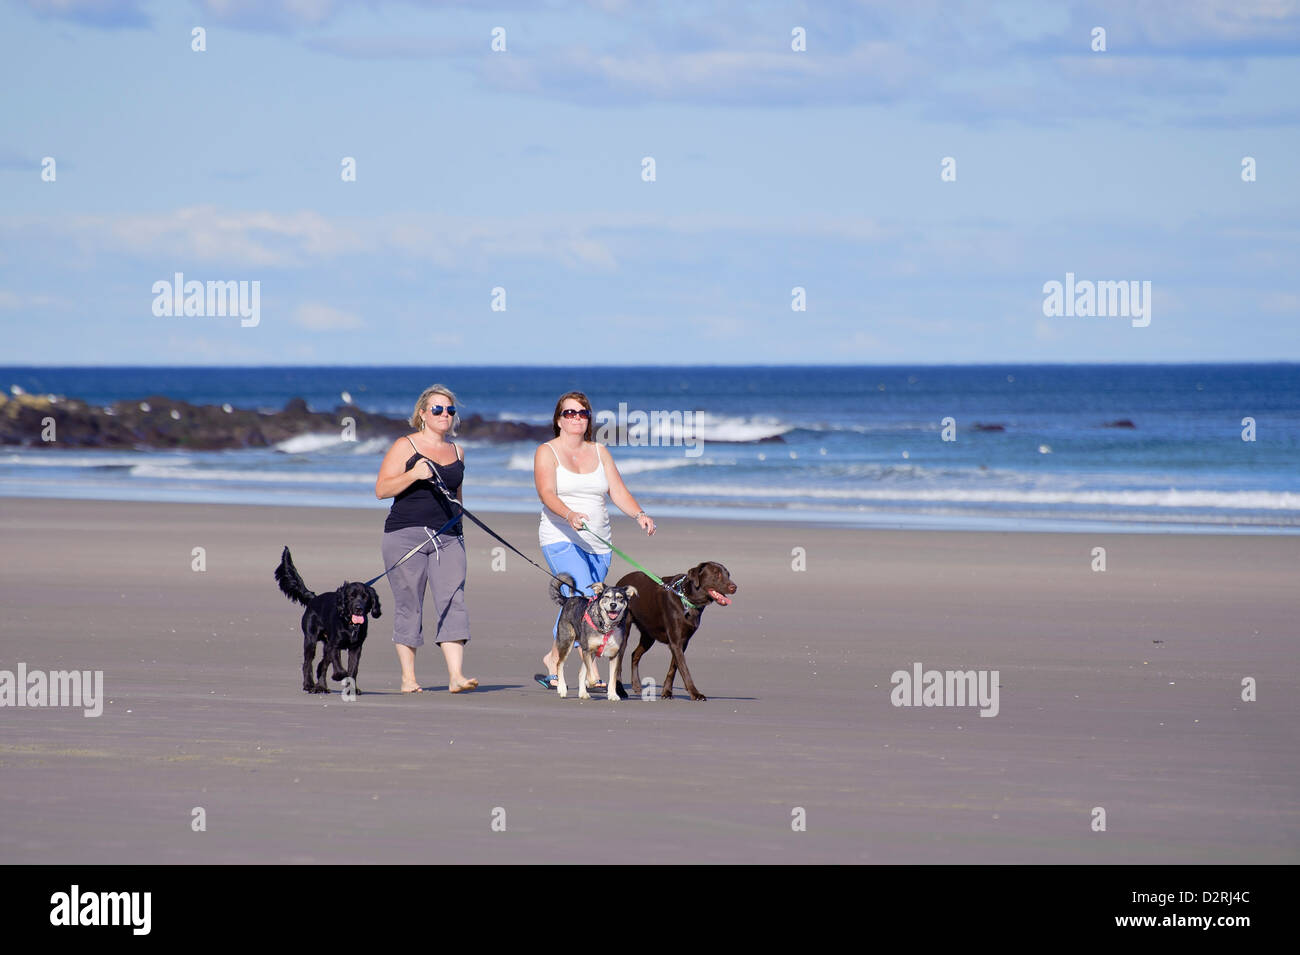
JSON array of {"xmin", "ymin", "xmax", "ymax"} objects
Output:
[{"xmin": 1, "ymin": 0, "xmax": 1297, "ymax": 364}]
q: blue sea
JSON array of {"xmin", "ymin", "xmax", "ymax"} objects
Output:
[{"xmin": 2, "ymin": 365, "xmax": 1298, "ymax": 533}]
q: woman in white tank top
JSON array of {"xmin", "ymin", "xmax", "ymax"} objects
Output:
[{"xmin": 533, "ymin": 391, "xmax": 657, "ymax": 688}]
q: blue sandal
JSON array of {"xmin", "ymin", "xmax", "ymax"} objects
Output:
[{"xmin": 534, "ymin": 673, "xmax": 558, "ymax": 690}]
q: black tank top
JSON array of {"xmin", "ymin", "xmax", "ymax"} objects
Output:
[{"xmin": 384, "ymin": 442, "xmax": 464, "ymax": 535}]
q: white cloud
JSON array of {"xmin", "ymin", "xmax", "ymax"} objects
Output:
[
  {"xmin": 0, "ymin": 207, "xmax": 903, "ymax": 275},
  {"xmin": 294, "ymin": 303, "xmax": 364, "ymax": 330},
  {"xmin": 478, "ymin": 41, "xmax": 923, "ymax": 107},
  {"xmin": 0, "ymin": 291, "xmax": 65, "ymax": 309}
]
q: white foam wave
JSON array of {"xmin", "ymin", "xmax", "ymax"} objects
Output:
[
  {"xmin": 586, "ymin": 409, "xmax": 790, "ymax": 443},
  {"xmin": 803, "ymin": 421, "xmax": 941, "ymax": 434},
  {"xmin": 636, "ymin": 481, "xmax": 1300, "ymax": 511},
  {"xmin": 129, "ymin": 465, "xmax": 373, "ymax": 484},
  {"xmin": 504, "ymin": 451, "xmax": 716, "ymax": 474},
  {"xmin": 273, "ymin": 433, "xmax": 391, "ymax": 455},
  {"xmin": 679, "ymin": 412, "xmax": 790, "ymax": 443},
  {"xmin": 2, "ymin": 452, "xmax": 195, "ymax": 468},
  {"xmin": 496, "ymin": 410, "xmax": 552, "ymax": 424},
  {"xmin": 276, "ymin": 432, "xmax": 345, "ymax": 454},
  {"xmin": 606, "ymin": 457, "xmax": 705, "ymax": 475}
]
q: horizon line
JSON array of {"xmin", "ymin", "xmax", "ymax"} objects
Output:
[{"xmin": 3, "ymin": 360, "xmax": 1299, "ymax": 371}]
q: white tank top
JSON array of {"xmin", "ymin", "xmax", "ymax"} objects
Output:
[{"xmin": 538, "ymin": 442, "xmax": 612, "ymax": 554}]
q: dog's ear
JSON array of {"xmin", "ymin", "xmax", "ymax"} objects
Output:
[
  {"xmin": 335, "ymin": 585, "xmax": 351, "ymax": 618},
  {"xmin": 624, "ymin": 585, "xmax": 638, "ymax": 598},
  {"xmin": 686, "ymin": 565, "xmax": 704, "ymax": 595},
  {"xmin": 367, "ymin": 585, "xmax": 382, "ymax": 618},
  {"xmin": 591, "ymin": 581, "xmax": 606, "ymax": 597}
]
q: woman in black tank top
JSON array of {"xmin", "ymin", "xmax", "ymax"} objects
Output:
[
  {"xmin": 375, "ymin": 385, "xmax": 478, "ymax": 694},
  {"xmin": 384, "ymin": 446, "xmax": 464, "ymax": 536}
]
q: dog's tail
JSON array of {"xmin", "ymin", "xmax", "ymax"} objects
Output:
[
  {"xmin": 274, "ymin": 546, "xmax": 316, "ymax": 607},
  {"xmin": 549, "ymin": 572, "xmax": 578, "ymax": 606}
]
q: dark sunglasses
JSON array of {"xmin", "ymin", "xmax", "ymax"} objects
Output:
[
  {"xmin": 426, "ymin": 405, "xmax": 456, "ymax": 416},
  {"xmin": 560, "ymin": 408, "xmax": 591, "ymax": 419}
]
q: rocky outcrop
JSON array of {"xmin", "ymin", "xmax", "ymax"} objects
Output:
[{"xmin": 0, "ymin": 393, "xmax": 553, "ymax": 449}]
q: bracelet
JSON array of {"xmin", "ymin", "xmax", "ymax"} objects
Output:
[
  {"xmin": 565, "ymin": 509, "xmax": 573, "ymax": 522},
  {"xmin": 635, "ymin": 510, "xmax": 647, "ymax": 519}
]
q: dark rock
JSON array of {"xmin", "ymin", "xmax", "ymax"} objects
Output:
[
  {"xmin": 970, "ymin": 423, "xmax": 1006, "ymax": 432},
  {"xmin": 0, "ymin": 393, "xmax": 552, "ymax": 450},
  {"xmin": 1104, "ymin": 419, "xmax": 1137, "ymax": 429}
]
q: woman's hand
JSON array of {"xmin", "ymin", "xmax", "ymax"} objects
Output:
[
  {"xmin": 636, "ymin": 512, "xmax": 656, "ymax": 536},
  {"xmin": 566, "ymin": 510, "xmax": 589, "ymax": 531}
]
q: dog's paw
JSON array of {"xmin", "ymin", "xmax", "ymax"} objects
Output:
[
  {"xmin": 578, "ymin": 687, "xmax": 591, "ymax": 700},
  {"xmin": 614, "ymin": 682, "xmax": 629, "ymax": 700},
  {"xmin": 660, "ymin": 688, "xmax": 673, "ymax": 700},
  {"xmin": 691, "ymin": 693, "xmax": 708, "ymax": 701}
]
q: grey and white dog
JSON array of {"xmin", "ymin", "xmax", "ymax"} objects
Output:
[{"xmin": 549, "ymin": 572, "xmax": 638, "ymax": 701}]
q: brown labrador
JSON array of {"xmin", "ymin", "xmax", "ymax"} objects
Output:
[{"xmin": 613, "ymin": 561, "xmax": 737, "ymax": 701}]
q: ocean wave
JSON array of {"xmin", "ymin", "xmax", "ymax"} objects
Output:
[
  {"xmin": 128, "ymin": 464, "xmax": 373, "ymax": 484},
  {"xmin": 634, "ymin": 481, "xmax": 1300, "ymax": 511},
  {"xmin": 799, "ymin": 421, "xmax": 942, "ymax": 434},
  {"xmin": 496, "ymin": 410, "xmax": 552, "ymax": 424},
  {"xmin": 274, "ymin": 433, "xmax": 390, "ymax": 455},
  {"xmin": 2, "ymin": 451, "xmax": 196, "ymax": 468},
  {"xmin": 610, "ymin": 457, "xmax": 713, "ymax": 475},
  {"xmin": 584, "ymin": 409, "xmax": 791, "ymax": 443},
  {"xmin": 504, "ymin": 451, "xmax": 722, "ymax": 474}
]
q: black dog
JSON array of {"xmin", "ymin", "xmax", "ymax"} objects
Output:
[
  {"xmin": 274, "ymin": 547, "xmax": 381, "ymax": 694},
  {"xmin": 613, "ymin": 562, "xmax": 737, "ymax": 701}
]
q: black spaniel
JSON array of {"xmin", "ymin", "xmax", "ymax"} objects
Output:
[{"xmin": 274, "ymin": 547, "xmax": 381, "ymax": 694}]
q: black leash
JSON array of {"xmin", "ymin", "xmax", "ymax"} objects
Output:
[{"xmin": 419, "ymin": 457, "xmax": 577, "ymax": 593}]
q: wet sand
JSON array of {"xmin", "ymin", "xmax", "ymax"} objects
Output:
[{"xmin": 1, "ymin": 498, "xmax": 1296, "ymax": 863}]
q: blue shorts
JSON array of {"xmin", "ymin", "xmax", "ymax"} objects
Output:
[{"xmin": 542, "ymin": 542, "xmax": 612, "ymax": 641}]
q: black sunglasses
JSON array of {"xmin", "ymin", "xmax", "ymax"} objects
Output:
[
  {"xmin": 560, "ymin": 408, "xmax": 591, "ymax": 419},
  {"xmin": 426, "ymin": 405, "xmax": 456, "ymax": 416}
]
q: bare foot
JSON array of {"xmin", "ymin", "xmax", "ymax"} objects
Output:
[
  {"xmin": 449, "ymin": 677, "xmax": 479, "ymax": 693},
  {"xmin": 401, "ymin": 682, "xmax": 424, "ymax": 693}
]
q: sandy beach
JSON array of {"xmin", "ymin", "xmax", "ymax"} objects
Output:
[{"xmin": 0, "ymin": 497, "xmax": 1296, "ymax": 864}]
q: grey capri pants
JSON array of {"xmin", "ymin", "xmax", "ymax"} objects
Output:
[{"xmin": 381, "ymin": 526, "xmax": 471, "ymax": 648}]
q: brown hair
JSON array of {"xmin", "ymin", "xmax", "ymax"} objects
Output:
[
  {"xmin": 410, "ymin": 384, "xmax": 460, "ymax": 436},
  {"xmin": 552, "ymin": 391, "xmax": 593, "ymax": 441}
]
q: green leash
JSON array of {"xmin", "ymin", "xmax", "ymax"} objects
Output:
[{"xmin": 580, "ymin": 522, "xmax": 698, "ymax": 611}]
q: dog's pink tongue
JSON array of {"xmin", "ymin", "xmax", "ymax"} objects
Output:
[
  {"xmin": 708, "ymin": 590, "xmax": 731, "ymax": 606},
  {"xmin": 352, "ymin": 614, "xmax": 365, "ymax": 624}
]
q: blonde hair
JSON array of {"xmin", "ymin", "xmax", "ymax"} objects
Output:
[{"xmin": 410, "ymin": 384, "xmax": 461, "ymax": 435}]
